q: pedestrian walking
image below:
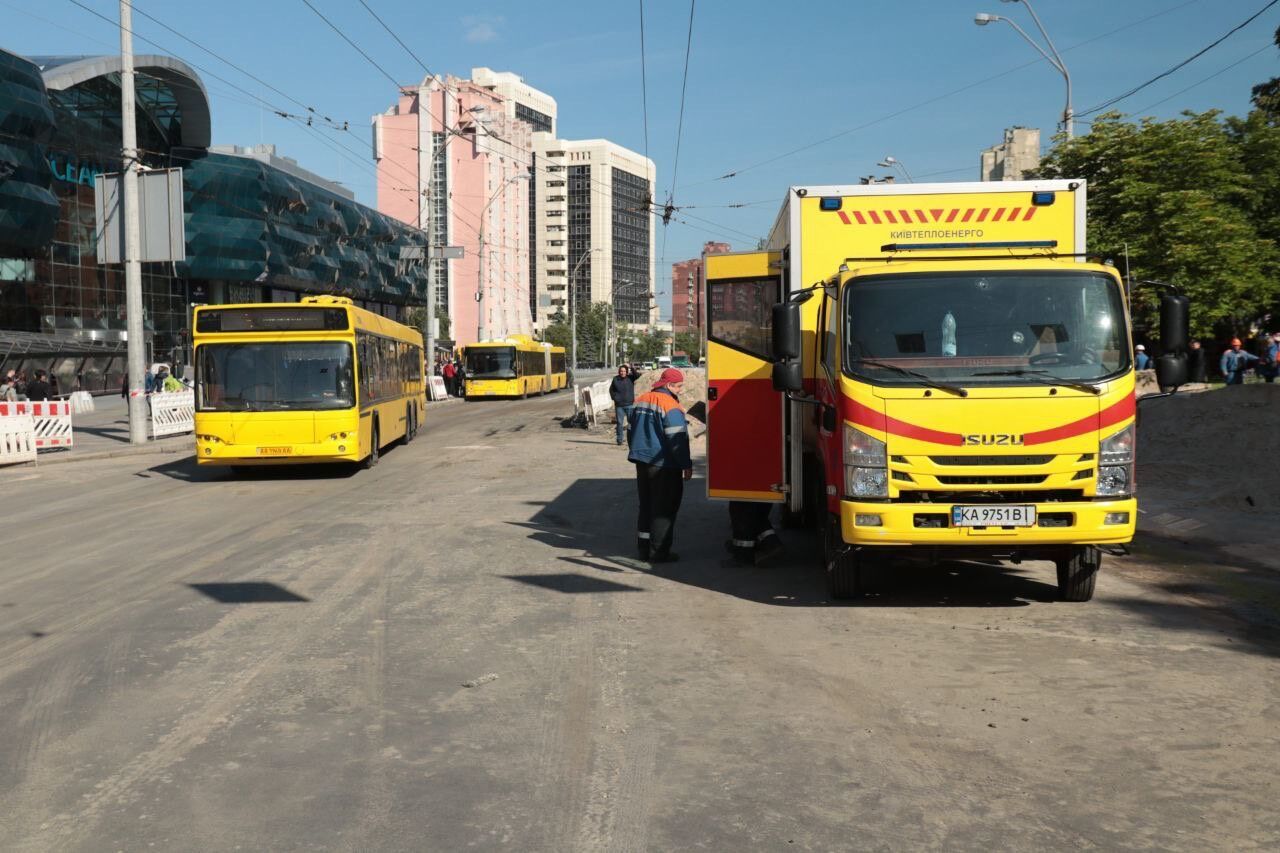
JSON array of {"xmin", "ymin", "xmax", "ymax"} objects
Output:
[
  {"xmin": 1187, "ymin": 340, "xmax": 1207, "ymax": 383},
  {"xmin": 1264, "ymin": 333, "xmax": 1280, "ymax": 384},
  {"xmin": 1134, "ymin": 344, "xmax": 1151, "ymax": 371},
  {"xmin": 24, "ymin": 369, "xmax": 53, "ymax": 401},
  {"xmin": 609, "ymin": 364, "xmax": 636, "ymax": 447},
  {"xmin": 1220, "ymin": 338, "xmax": 1259, "ymax": 385},
  {"xmin": 14, "ymin": 370, "xmax": 27, "ymax": 400},
  {"xmin": 48, "ymin": 372, "xmax": 60, "ymax": 398},
  {"xmin": 442, "ymin": 360, "xmax": 456, "ymax": 396},
  {"xmin": 627, "ymin": 368, "xmax": 693, "ymax": 563},
  {"xmin": 453, "ymin": 358, "xmax": 466, "ymax": 397}
]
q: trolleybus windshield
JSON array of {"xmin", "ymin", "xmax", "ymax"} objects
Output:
[
  {"xmin": 843, "ymin": 271, "xmax": 1129, "ymax": 387},
  {"xmin": 466, "ymin": 347, "xmax": 517, "ymax": 378},
  {"xmin": 197, "ymin": 342, "xmax": 355, "ymax": 411}
]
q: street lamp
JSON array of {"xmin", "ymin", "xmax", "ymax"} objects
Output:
[
  {"xmin": 476, "ymin": 172, "xmax": 530, "ymax": 342},
  {"xmin": 569, "ymin": 246, "xmax": 601, "ymax": 374},
  {"xmin": 975, "ymin": 0, "xmax": 1073, "ymax": 138},
  {"xmin": 876, "ymin": 155, "xmax": 914, "ymax": 182}
]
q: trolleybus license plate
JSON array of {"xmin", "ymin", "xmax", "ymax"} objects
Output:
[
  {"xmin": 256, "ymin": 446, "xmax": 293, "ymax": 456},
  {"xmin": 952, "ymin": 505, "xmax": 1036, "ymax": 527}
]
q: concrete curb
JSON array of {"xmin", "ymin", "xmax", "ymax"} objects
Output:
[{"xmin": 16, "ymin": 442, "xmax": 192, "ymax": 468}]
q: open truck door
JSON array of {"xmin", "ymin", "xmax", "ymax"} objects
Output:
[{"xmin": 704, "ymin": 251, "xmax": 787, "ymax": 502}]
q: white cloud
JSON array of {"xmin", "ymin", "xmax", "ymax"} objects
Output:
[{"xmin": 463, "ymin": 14, "xmax": 503, "ymax": 44}]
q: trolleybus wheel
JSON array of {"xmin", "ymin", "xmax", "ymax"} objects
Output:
[
  {"xmin": 1055, "ymin": 546, "xmax": 1100, "ymax": 602},
  {"xmin": 403, "ymin": 404, "xmax": 415, "ymax": 444},
  {"xmin": 363, "ymin": 422, "xmax": 380, "ymax": 469},
  {"xmin": 824, "ymin": 511, "xmax": 862, "ymax": 600}
]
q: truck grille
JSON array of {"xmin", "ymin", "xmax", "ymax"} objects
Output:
[
  {"xmin": 935, "ymin": 474, "xmax": 1047, "ymax": 486},
  {"xmin": 930, "ymin": 455, "xmax": 1052, "ymax": 466}
]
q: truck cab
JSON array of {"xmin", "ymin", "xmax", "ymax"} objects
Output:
[{"xmin": 704, "ymin": 181, "xmax": 1188, "ymax": 601}]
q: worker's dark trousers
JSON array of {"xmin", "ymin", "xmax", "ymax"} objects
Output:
[
  {"xmin": 728, "ymin": 500, "xmax": 777, "ymax": 560},
  {"xmin": 636, "ymin": 463, "xmax": 684, "ymax": 559}
]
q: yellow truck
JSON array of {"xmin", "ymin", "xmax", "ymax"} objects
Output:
[{"xmin": 704, "ymin": 180, "xmax": 1187, "ymax": 600}]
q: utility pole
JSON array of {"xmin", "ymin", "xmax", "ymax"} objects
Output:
[{"xmin": 120, "ymin": 0, "xmax": 147, "ymax": 444}]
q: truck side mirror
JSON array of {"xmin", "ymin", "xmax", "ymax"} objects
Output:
[
  {"xmin": 772, "ymin": 361, "xmax": 803, "ymax": 393},
  {"xmin": 772, "ymin": 303, "xmax": 801, "ymax": 361},
  {"xmin": 1160, "ymin": 292, "xmax": 1189, "ymax": 352},
  {"xmin": 1154, "ymin": 353, "xmax": 1187, "ymax": 392}
]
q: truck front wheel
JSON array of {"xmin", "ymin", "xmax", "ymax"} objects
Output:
[
  {"xmin": 1055, "ymin": 546, "xmax": 1101, "ymax": 602},
  {"xmin": 824, "ymin": 512, "xmax": 862, "ymax": 600}
]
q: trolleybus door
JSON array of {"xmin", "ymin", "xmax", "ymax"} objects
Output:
[{"xmin": 704, "ymin": 251, "xmax": 786, "ymax": 502}]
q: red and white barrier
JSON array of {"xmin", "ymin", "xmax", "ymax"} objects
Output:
[
  {"xmin": 0, "ymin": 414, "xmax": 37, "ymax": 466},
  {"xmin": 69, "ymin": 390, "xmax": 95, "ymax": 414},
  {"xmin": 0, "ymin": 401, "xmax": 73, "ymax": 450}
]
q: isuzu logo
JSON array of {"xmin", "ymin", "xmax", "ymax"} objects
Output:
[{"xmin": 963, "ymin": 434, "xmax": 1025, "ymax": 446}]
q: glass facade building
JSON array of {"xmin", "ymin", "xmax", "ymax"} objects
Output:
[
  {"xmin": 0, "ymin": 49, "xmax": 429, "ymax": 392},
  {"xmin": 611, "ymin": 167, "xmax": 651, "ymax": 325}
]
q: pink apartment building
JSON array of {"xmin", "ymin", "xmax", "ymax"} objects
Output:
[
  {"xmin": 373, "ymin": 69, "xmax": 556, "ymax": 347},
  {"xmin": 671, "ymin": 241, "xmax": 731, "ymax": 337}
]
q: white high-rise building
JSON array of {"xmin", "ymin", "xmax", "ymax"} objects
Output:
[{"xmin": 531, "ymin": 134, "xmax": 656, "ymax": 334}]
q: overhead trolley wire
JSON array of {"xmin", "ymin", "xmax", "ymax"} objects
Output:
[
  {"xmin": 299, "ymin": 0, "xmax": 402, "ymax": 89},
  {"xmin": 685, "ymin": 0, "xmax": 1212, "ymax": 187},
  {"xmin": 638, "ymin": 0, "xmax": 651, "ymax": 163},
  {"xmin": 1128, "ymin": 40, "xmax": 1278, "ymax": 115},
  {"xmin": 1078, "ymin": 0, "xmax": 1280, "ymax": 116}
]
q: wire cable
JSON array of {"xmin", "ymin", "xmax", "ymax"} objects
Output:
[
  {"xmin": 683, "ymin": 0, "xmax": 1211, "ymax": 187},
  {"xmin": 299, "ymin": 0, "xmax": 402, "ymax": 88},
  {"xmin": 1079, "ymin": 0, "xmax": 1280, "ymax": 116},
  {"xmin": 638, "ymin": 0, "xmax": 650, "ymax": 164},
  {"xmin": 1129, "ymin": 40, "xmax": 1277, "ymax": 115},
  {"xmin": 666, "ymin": 0, "xmax": 696, "ymax": 202}
]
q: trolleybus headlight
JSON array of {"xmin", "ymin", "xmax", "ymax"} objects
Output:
[
  {"xmin": 843, "ymin": 424, "xmax": 888, "ymax": 498},
  {"xmin": 1097, "ymin": 424, "xmax": 1135, "ymax": 496}
]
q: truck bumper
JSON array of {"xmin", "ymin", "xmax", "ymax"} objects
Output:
[{"xmin": 840, "ymin": 498, "xmax": 1136, "ymax": 548}]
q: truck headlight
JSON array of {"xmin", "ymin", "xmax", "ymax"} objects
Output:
[
  {"xmin": 1096, "ymin": 424, "xmax": 1134, "ymax": 496},
  {"xmin": 844, "ymin": 424, "xmax": 888, "ymax": 498}
]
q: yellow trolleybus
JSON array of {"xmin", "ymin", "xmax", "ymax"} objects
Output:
[
  {"xmin": 463, "ymin": 335, "xmax": 566, "ymax": 398},
  {"xmin": 193, "ymin": 296, "xmax": 425, "ymax": 469}
]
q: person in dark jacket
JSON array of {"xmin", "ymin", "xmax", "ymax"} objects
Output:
[
  {"xmin": 1187, "ymin": 340, "xmax": 1207, "ymax": 383},
  {"xmin": 609, "ymin": 365, "xmax": 636, "ymax": 446},
  {"xmin": 24, "ymin": 369, "xmax": 53, "ymax": 401},
  {"xmin": 627, "ymin": 368, "xmax": 693, "ymax": 563}
]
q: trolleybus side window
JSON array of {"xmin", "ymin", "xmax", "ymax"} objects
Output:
[{"xmin": 707, "ymin": 277, "xmax": 780, "ymax": 359}]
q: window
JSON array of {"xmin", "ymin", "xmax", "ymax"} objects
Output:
[
  {"xmin": 197, "ymin": 342, "xmax": 355, "ymax": 411},
  {"xmin": 707, "ymin": 277, "xmax": 780, "ymax": 359}
]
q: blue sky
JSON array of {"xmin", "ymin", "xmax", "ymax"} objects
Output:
[{"xmin": 5, "ymin": 0, "xmax": 1277, "ymax": 318}]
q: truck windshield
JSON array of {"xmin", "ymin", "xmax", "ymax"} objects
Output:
[
  {"xmin": 843, "ymin": 271, "xmax": 1129, "ymax": 387},
  {"xmin": 197, "ymin": 341, "xmax": 355, "ymax": 411},
  {"xmin": 466, "ymin": 347, "xmax": 517, "ymax": 378}
]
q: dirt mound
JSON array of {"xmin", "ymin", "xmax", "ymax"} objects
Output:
[{"xmin": 1139, "ymin": 384, "xmax": 1280, "ymax": 513}]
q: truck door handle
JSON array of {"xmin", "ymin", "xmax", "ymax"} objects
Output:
[{"xmin": 708, "ymin": 387, "xmax": 718, "ymax": 401}]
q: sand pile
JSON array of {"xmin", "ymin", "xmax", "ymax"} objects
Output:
[
  {"xmin": 611, "ymin": 368, "xmax": 708, "ymax": 442},
  {"xmin": 1139, "ymin": 383, "xmax": 1280, "ymax": 513}
]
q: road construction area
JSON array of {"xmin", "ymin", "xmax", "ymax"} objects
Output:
[{"xmin": 0, "ymin": 388, "xmax": 1277, "ymax": 851}]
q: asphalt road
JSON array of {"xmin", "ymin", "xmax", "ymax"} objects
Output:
[{"xmin": 0, "ymin": 391, "xmax": 1277, "ymax": 851}]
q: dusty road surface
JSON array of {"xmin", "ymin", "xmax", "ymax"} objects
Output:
[{"xmin": 0, "ymin": 391, "xmax": 1277, "ymax": 851}]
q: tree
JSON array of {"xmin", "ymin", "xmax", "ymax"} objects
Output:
[
  {"xmin": 405, "ymin": 307, "xmax": 451, "ymax": 343},
  {"xmin": 542, "ymin": 302, "xmax": 611, "ymax": 365},
  {"xmin": 1250, "ymin": 26, "xmax": 1280, "ymax": 121},
  {"xmin": 673, "ymin": 331, "xmax": 702, "ymax": 360},
  {"xmin": 1036, "ymin": 110, "xmax": 1279, "ymax": 339}
]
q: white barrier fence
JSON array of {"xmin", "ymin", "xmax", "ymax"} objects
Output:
[
  {"xmin": 69, "ymin": 391, "xmax": 95, "ymax": 414},
  {"xmin": 428, "ymin": 376, "xmax": 449, "ymax": 401},
  {"xmin": 149, "ymin": 390, "xmax": 194, "ymax": 438},
  {"xmin": 0, "ymin": 401, "xmax": 73, "ymax": 449},
  {"xmin": 0, "ymin": 414, "xmax": 37, "ymax": 466},
  {"xmin": 579, "ymin": 379, "xmax": 615, "ymax": 426}
]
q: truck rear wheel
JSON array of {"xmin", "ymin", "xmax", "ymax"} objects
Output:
[
  {"xmin": 824, "ymin": 512, "xmax": 862, "ymax": 600},
  {"xmin": 1055, "ymin": 546, "xmax": 1100, "ymax": 602}
]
